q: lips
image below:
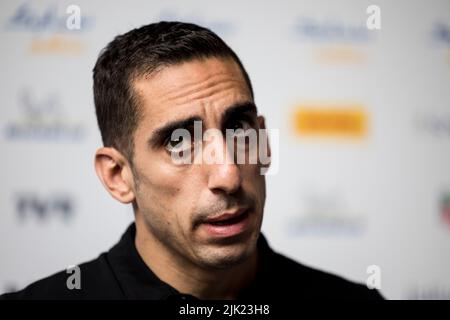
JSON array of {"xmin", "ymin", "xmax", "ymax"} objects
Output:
[
  {"xmin": 204, "ymin": 208, "xmax": 247, "ymax": 225},
  {"xmin": 201, "ymin": 208, "xmax": 251, "ymax": 237}
]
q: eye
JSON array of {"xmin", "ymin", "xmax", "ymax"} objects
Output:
[
  {"xmin": 227, "ymin": 119, "xmax": 252, "ymax": 137},
  {"xmin": 164, "ymin": 134, "xmax": 192, "ymax": 153}
]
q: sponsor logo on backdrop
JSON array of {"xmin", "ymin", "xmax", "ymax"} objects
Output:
[
  {"xmin": 441, "ymin": 193, "xmax": 450, "ymax": 228},
  {"xmin": 431, "ymin": 22, "xmax": 450, "ymax": 66},
  {"xmin": 292, "ymin": 103, "xmax": 368, "ymax": 139},
  {"xmin": 4, "ymin": 2, "xmax": 95, "ymax": 55},
  {"xmin": 414, "ymin": 112, "xmax": 450, "ymax": 138},
  {"xmin": 14, "ymin": 192, "xmax": 75, "ymax": 222},
  {"xmin": 287, "ymin": 187, "xmax": 366, "ymax": 236},
  {"xmin": 292, "ymin": 17, "xmax": 375, "ymax": 64},
  {"xmin": 431, "ymin": 22, "xmax": 450, "ymax": 48},
  {"xmin": 157, "ymin": 11, "xmax": 236, "ymax": 37},
  {"xmin": 3, "ymin": 87, "xmax": 86, "ymax": 141},
  {"xmin": 294, "ymin": 17, "xmax": 372, "ymax": 43}
]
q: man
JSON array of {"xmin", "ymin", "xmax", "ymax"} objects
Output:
[{"xmin": 1, "ymin": 21, "xmax": 383, "ymax": 300}]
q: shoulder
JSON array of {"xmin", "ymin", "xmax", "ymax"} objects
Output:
[
  {"xmin": 279, "ymin": 255, "xmax": 383, "ymax": 300},
  {"xmin": 258, "ymin": 236, "xmax": 384, "ymax": 300},
  {"xmin": 0, "ymin": 253, "xmax": 123, "ymax": 300}
]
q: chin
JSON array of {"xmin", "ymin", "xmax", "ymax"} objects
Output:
[{"xmin": 196, "ymin": 241, "xmax": 256, "ymax": 270}]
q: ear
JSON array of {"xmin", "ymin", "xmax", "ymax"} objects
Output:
[
  {"xmin": 94, "ymin": 147, "xmax": 136, "ymax": 204},
  {"xmin": 257, "ymin": 115, "xmax": 271, "ymax": 169}
]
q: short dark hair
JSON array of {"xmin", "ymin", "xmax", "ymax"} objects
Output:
[{"xmin": 93, "ymin": 21, "xmax": 254, "ymax": 162}]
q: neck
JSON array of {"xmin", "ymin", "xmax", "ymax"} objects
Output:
[{"xmin": 134, "ymin": 217, "xmax": 258, "ymax": 300}]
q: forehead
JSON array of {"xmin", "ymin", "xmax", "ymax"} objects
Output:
[{"xmin": 132, "ymin": 57, "xmax": 252, "ymax": 128}]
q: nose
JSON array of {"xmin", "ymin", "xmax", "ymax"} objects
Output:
[{"xmin": 206, "ymin": 139, "xmax": 242, "ymax": 195}]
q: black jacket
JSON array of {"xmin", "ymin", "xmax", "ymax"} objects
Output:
[{"xmin": 1, "ymin": 223, "xmax": 383, "ymax": 300}]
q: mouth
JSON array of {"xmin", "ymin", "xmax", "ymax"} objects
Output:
[
  {"xmin": 201, "ymin": 208, "xmax": 251, "ymax": 238},
  {"xmin": 205, "ymin": 208, "xmax": 248, "ymax": 224}
]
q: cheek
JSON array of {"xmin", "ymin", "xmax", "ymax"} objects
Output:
[
  {"xmin": 242, "ymin": 165, "xmax": 266, "ymax": 205},
  {"xmin": 133, "ymin": 161, "xmax": 179, "ymax": 213},
  {"xmin": 136, "ymin": 163, "xmax": 199, "ymax": 226},
  {"xmin": 132, "ymin": 137, "xmax": 200, "ymax": 229},
  {"xmin": 242, "ymin": 163, "xmax": 263, "ymax": 183}
]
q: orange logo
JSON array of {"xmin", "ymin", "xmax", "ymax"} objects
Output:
[{"xmin": 293, "ymin": 105, "xmax": 367, "ymax": 138}]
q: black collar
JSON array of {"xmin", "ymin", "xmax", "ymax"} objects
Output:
[{"xmin": 106, "ymin": 223, "xmax": 274, "ymax": 300}]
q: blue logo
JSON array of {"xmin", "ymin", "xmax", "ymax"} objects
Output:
[
  {"xmin": 431, "ymin": 22, "xmax": 450, "ymax": 48},
  {"xmin": 3, "ymin": 88, "xmax": 86, "ymax": 141},
  {"xmin": 156, "ymin": 10, "xmax": 236, "ymax": 37},
  {"xmin": 4, "ymin": 2, "xmax": 94, "ymax": 33},
  {"xmin": 286, "ymin": 188, "xmax": 366, "ymax": 236},
  {"xmin": 293, "ymin": 17, "xmax": 373, "ymax": 44}
]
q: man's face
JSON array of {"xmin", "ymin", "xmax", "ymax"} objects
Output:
[{"xmin": 130, "ymin": 57, "xmax": 267, "ymax": 270}]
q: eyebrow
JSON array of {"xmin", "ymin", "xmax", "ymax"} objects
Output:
[
  {"xmin": 221, "ymin": 102, "xmax": 257, "ymax": 125},
  {"xmin": 147, "ymin": 101, "xmax": 257, "ymax": 149},
  {"xmin": 148, "ymin": 115, "xmax": 202, "ymax": 149}
]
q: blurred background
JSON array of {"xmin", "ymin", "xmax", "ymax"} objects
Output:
[{"xmin": 1, "ymin": 0, "xmax": 449, "ymax": 299}]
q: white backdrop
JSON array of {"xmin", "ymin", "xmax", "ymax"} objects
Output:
[{"xmin": 1, "ymin": 0, "xmax": 449, "ymax": 300}]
